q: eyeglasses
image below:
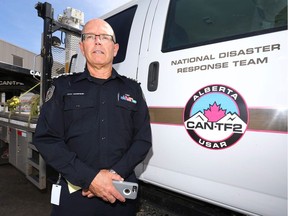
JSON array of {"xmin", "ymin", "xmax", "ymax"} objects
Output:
[{"xmin": 81, "ymin": 33, "xmax": 115, "ymax": 43}]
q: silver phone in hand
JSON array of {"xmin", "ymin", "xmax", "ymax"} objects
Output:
[{"xmin": 112, "ymin": 180, "xmax": 138, "ymax": 199}]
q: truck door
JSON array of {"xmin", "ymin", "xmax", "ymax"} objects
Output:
[
  {"xmin": 74, "ymin": 0, "xmax": 153, "ymax": 79},
  {"xmin": 137, "ymin": 0, "xmax": 287, "ymax": 215},
  {"xmin": 104, "ymin": 0, "xmax": 153, "ymax": 80}
]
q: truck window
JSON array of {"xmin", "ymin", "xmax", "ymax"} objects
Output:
[
  {"xmin": 105, "ymin": 6, "xmax": 137, "ymax": 64},
  {"xmin": 162, "ymin": 0, "xmax": 287, "ymax": 52}
]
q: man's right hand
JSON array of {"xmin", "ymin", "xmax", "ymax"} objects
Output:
[{"xmin": 82, "ymin": 169, "xmax": 125, "ymax": 203}]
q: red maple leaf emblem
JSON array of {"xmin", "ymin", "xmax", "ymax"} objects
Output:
[{"xmin": 204, "ymin": 102, "xmax": 226, "ymax": 122}]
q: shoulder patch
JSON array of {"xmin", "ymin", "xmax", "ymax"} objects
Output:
[{"xmin": 45, "ymin": 85, "xmax": 55, "ymax": 102}]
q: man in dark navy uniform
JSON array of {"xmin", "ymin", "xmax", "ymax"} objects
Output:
[{"xmin": 34, "ymin": 19, "xmax": 152, "ymax": 216}]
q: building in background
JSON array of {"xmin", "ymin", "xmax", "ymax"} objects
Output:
[
  {"xmin": 0, "ymin": 39, "xmax": 42, "ymax": 70},
  {"xmin": 0, "ymin": 39, "xmax": 41, "ymax": 104}
]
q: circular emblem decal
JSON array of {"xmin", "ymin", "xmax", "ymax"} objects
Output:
[{"xmin": 184, "ymin": 85, "xmax": 248, "ymax": 149}]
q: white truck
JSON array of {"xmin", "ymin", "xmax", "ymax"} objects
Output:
[
  {"xmin": 0, "ymin": 1, "xmax": 286, "ymax": 216},
  {"xmin": 73, "ymin": 0, "xmax": 287, "ymax": 215}
]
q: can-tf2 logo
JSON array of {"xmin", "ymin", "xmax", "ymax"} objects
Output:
[{"xmin": 184, "ymin": 84, "xmax": 249, "ymax": 150}]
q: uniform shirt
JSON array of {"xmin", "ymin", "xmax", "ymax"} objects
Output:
[{"xmin": 34, "ymin": 68, "xmax": 152, "ymax": 189}]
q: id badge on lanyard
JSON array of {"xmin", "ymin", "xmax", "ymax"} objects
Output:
[{"xmin": 51, "ymin": 173, "xmax": 62, "ymax": 205}]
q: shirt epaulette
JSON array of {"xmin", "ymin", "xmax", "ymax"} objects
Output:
[
  {"xmin": 52, "ymin": 72, "xmax": 81, "ymax": 80},
  {"xmin": 120, "ymin": 75, "xmax": 140, "ymax": 85}
]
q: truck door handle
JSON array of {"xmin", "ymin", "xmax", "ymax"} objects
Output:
[{"xmin": 147, "ymin": 61, "xmax": 159, "ymax": 92}]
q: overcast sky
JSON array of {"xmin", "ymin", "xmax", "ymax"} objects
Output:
[{"xmin": 0, "ymin": 0, "xmax": 131, "ymax": 54}]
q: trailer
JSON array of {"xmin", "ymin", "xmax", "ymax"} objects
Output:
[{"xmin": 0, "ymin": 2, "xmax": 82, "ymax": 189}]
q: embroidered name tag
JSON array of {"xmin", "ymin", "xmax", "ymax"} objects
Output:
[
  {"xmin": 120, "ymin": 94, "xmax": 137, "ymax": 104},
  {"xmin": 66, "ymin": 92, "xmax": 85, "ymax": 96}
]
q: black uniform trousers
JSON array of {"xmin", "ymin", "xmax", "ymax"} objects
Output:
[{"xmin": 51, "ymin": 179, "xmax": 137, "ymax": 216}]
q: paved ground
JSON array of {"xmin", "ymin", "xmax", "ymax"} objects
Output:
[
  {"xmin": 0, "ymin": 164, "xmax": 178, "ymax": 216},
  {"xmin": 0, "ymin": 164, "xmax": 52, "ymax": 216}
]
